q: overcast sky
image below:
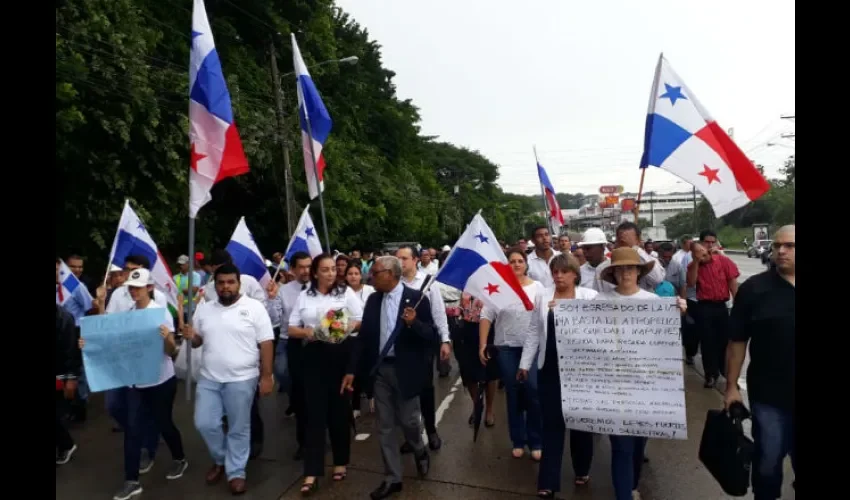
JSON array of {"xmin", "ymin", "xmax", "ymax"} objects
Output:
[{"xmin": 335, "ymin": 0, "xmax": 795, "ymax": 197}]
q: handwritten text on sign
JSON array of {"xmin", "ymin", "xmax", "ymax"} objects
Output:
[
  {"xmin": 553, "ymin": 298, "xmax": 686, "ymax": 439},
  {"xmin": 80, "ymin": 308, "xmax": 165, "ymax": 392}
]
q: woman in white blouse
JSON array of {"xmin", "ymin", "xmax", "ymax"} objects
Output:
[
  {"xmin": 288, "ymin": 254, "xmax": 364, "ymax": 494},
  {"xmin": 344, "ymin": 261, "xmax": 375, "ymax": 418},
  {"xmin": 478, "ymin": 248, "xmax": 545, "ymax": 461},
  {"xmin": 519, "ymin": 254, "xmax": 598, "ymax": 499}
]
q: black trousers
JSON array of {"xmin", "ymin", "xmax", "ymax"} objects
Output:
[
  {"xmin": 682, "ymin": 300, "xmax": 700, "ymax": 358},
  {"xmin": 288, "ymin": 340, "xmax": 306, "ymax": 447},
  {"xmin": 695, "ymin": 301, "xmax": 730, "ymax": 380},
  {"xmin": 56, "ymin": 391, "xmax": 74, "ymax": 453},
  {"xmin": 302, "ymin": 342, "xmax": 351, "ymax": 477},
  {"xmin": 124, "ymin": 377, "xmax": 185, "ymax": 481},
  {"xmin": 419, "ymin": 347, "xmax": 438, "ymax": 435}
]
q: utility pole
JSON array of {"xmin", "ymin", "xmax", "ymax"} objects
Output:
[{"xmin": 269, "ymin": 40, "xmax": 297, "ymax": 237}]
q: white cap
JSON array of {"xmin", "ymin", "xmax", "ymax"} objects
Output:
[
  {"xmin": 177, "ymin": 255, "xmax": 190, "ymax": 265},
  {"xmin": 578, "ymin": 228, "xmax": 608, "ymax": 247},
  {"xmin": 109, "ymin": 264, "xmax": 123, "ymax": 273},
  {"xmin": 125, "ymin": 268, "xmax": 153, "ymax": 288},
  {"xmin": 441, "ymin": 245, "xmax": 451, "ymax": 252}
]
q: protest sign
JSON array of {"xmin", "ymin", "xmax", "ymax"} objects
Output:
[
  {"xmin": 80, "ymin": 308, "xmax": 165, "ymax": 392},
  {"xmin": 553, "ymin": 298, "xmax": 687, "ymax": 439}
]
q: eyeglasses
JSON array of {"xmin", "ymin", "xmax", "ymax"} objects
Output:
[{"xmin": 772, "ymin": 242, "xmax": 795, "ymax": 250}]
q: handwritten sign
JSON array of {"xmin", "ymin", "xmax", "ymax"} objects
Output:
[
  {"xmin": 80, "ymin": 309, "xmax": 165, "ymax": 392},
  {"xmin": 553, "ymin": 298, "xmax": 687, "ymax": 439}
]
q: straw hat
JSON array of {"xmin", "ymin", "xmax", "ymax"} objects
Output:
[{"xmin": 600, "ymin": 247, "xmax": 655, "ymax": 284}]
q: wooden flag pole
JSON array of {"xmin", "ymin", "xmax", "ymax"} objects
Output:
[{"xmin": 633, "ymin": 167, "xmax": 648, "ymax": 221}]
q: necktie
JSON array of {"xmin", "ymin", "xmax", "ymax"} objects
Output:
[{"xmin": 301, "ymin": 283, "xmax": 307, "ymax": 291}]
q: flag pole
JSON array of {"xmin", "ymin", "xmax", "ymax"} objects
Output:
[
  {"xmin": 533, "ymin": 146, "xmax": 554, "ymax": 235},
  {"xmin": 299, "ymin": 82, "xmax": 332, "ymax": 254},
  {"xmin": 185, "ymin": 216, "xmax": 196, "ymax": 402},
  {"xmin": 634, "ymin": 167, "xmax": 647, "ymax": 221}
]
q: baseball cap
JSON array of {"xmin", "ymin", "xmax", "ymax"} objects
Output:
[
  {"xmin": 194, "ymin": 252, "xmax": 205, "ymax": 262},
  {"xmin": 177, "ymin": 255, "xmax": 190, "ymax": 265},
  {"xmin": 125, "ymin": 268, "xmax": 153, "ymax": 288}
]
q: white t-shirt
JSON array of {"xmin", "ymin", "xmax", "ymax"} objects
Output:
[
  {"xmin": 194, "ymin": 295, "xmax": 275, "ymax": 383},
  {"xmin": 289, "ymin": 287, "xmax": 365, "ymax": 334},
  {"xmin": 481, "ymin": 280, "xmax": 546, "ymax": 347},
  {"xmin": 107, "ymin": 285, "xmax": 168, "ymax": 313},
  {"xmin": 130, "ymin": 302, "xmax": 175, "ymax": 389},
  {"xmin": 351, "ymin": 285, "xmax": 376, "ymax": 308},
  {"xmin": 594, "ymin": 289, "xmax": 660, "ymax": 301},
  {"xmin": 202, "ymin": 274, "xmax": 266, "ymax": 304}
]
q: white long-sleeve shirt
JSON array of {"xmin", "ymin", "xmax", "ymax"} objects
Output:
[{"xmin": 402, "ymin": 270, "xmax": 450, "ymax": 343}]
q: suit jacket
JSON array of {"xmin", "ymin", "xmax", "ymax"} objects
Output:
[{"xmin": 351, "ymin": 285, "xmax": 437, "ymax": 400}]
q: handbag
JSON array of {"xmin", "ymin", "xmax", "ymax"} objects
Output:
[{"xmin": 698, "ymin": 402, "xmax": 754, "ymax": 496}]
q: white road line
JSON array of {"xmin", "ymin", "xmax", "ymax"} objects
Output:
[{"xmin": 422, "ymin": 376, "xmax": 464, "ymax": 444}]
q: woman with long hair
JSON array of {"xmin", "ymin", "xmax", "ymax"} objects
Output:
[
  {"xmin": 479, "ymin": 248, "xmax": 545, "ymax": 460},
  {"xmin": 520, "ymin": 254, "xmax": 597, "ymax": 498},
  {"xmin": 288, "ymin": 254, "xmax": 364, "ymax": 495},
  {"xmin": 80, "ymin": 268, "xmax": 187, "ymax": 500},
  {"xmin": 344, "ymin": 262, "xmax": 375, "ymax": 418},
  {"xmin": 594, "ymin": 247, "xmax": 686, "ymax": 500}
]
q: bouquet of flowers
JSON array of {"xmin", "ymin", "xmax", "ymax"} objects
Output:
[{"xmin": 314, "ymin": 308, "xmax": 352, "ymax": 344}]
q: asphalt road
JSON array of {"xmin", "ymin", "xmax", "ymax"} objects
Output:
[{"xmin": 57, "ymin": 253, "xmax": 793, "ymax": 499}]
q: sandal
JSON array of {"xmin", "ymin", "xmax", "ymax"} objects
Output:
[
  {"xmin": 300, "ymin": 478, "xmax": 319, "ymax": 496},
  {"xmin": 511, "ymin": 448, "xmax": 525, "ymax": 459},
  {"xmin": 332, "ymin": 469, "xmax": 347, "ymax": 481},
  {"xmin": 574, "ymin": 475, "xmax": 591, "ymax": 486},
  {"xmin": 537, "ymin": 490, "xmax": 555, "ymax": 498},
  {"xmin": 485, "ymin": 415, "xmax": 496, "ymax": 427},
  {"xmin": 530, "ymin": 450, "xmax": 542, "ymax": 462}
]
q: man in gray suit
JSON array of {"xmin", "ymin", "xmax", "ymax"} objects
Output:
[{"xmin": 351, "ymin": 256, "xmax": 438, "ymax": 499}]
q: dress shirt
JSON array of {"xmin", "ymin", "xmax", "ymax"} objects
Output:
[{"xmin": 381, "ymin": 282, "xmax": 405, "ymax": 357}]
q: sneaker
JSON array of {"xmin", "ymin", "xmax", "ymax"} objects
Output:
[
  {"xmin": 139, "ymin": 449, "xmax": 154, "ymax": 474},
  {"xmin": 165, "ymin": 459, "xmax": 188, "ymax": 480},
  {"xmin": 113, "ymin": 481, "xmax": 143, "ymax": 500},
  {"xmin": 56, "ymin": 444, "xmax": 78, "ymax": 465},
  {"xmin": 353, "ymin": 409, "xmax": 361, "ymax": 419}
]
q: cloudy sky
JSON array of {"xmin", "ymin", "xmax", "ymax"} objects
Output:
[{"xmin": 335, "ymin": 0, "xmax": 795, "ymax": 197}]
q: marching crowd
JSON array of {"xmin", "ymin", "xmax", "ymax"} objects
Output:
[{"xmin": 56, "ymin": 222, "xmax": 795, "ymax": 500}]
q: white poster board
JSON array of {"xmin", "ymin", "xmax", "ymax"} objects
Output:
[{"xmin": 553, "ymin": 298, "xmax": 687, "ymax": 439}]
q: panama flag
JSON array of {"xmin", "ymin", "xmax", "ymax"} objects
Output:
[
  {"xmin": 436, "ymin": 213, "xmax": 533, "ymax": 312},
  {"xmin": 108, "ymin": 201, "xmax": 179, "ymax": 313},
  {"xmin": 292, "ymin": 34, "xmax": 333, "ymax": 200},
  {"xmin": 225, "ymin": 217, "xmax": 271, "ymax": 288},
  {"xmin": 283, "ymin": 207, "xmax": 324, "ymax": 263},
  {"xmin": 57, "ymin": 259, "xmax": 93, "ymax": 310},
  {"xmin": 537, "ymin": 162, "xmax": 565, "ymax": 231},
  {"xmin": 639, "ymin": 54, "xmax": 769, "ymax": 217},
  {"xmin": 188, "ymin": 0, "xmax": 250, "ymax": 218}
]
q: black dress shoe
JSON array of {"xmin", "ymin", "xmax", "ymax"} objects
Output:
[
  {"xmin": 399, "ymin": 442, "xmax": 413, "ymax": 454},
  {"xmin": 370, "ymin": 481, "xmax": 402, "ymax": 500},
  {"xmin": 427, "ymin": 433, "xmax": 442, "ymax": 451},
  {"xmin": 414, "ymin": 450, "xmax": 430, "ymax": 477}
]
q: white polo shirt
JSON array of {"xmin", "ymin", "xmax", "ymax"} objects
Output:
[
  {"xmin": 130, "ymin": 302, "xmax": 176, "ymax": 389},
  {"xmin": 194, "ymin": 295, "xmax": 275, "ymax": 383}
]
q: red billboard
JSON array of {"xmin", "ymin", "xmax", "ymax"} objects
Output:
[{"xmin": 621, "ymin": 198, "xmax": 636, "ymax": 211}]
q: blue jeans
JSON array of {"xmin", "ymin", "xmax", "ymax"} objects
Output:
[
  {"xmin": 194, "ymin": 377, "xmax": 258, "ymax": 481},
  {"xmin": 609, "ymin": 435, "xmax": 648, "ymax": 500},
  {"xmin": 751, "ymin": 402, "xmax": 795, "ymax": 500},
  {"xmin": 106, "ymin": 387, "xmax": 160, "ymax": 457},
  {"xmin": 274, "ymin": 339, "xmax": 290, "ymax": 392},
  {"xmin": 496, "ymin": 346, "xmax": 542, "ymax": 450}
]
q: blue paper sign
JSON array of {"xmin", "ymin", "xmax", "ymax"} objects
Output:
[{"xmin": 80, "ymin": 308, "xmax": 165, "ymax": 392}]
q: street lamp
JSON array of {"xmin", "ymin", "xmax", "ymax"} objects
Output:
[{"xmin": 280, "ymin": 55, "xmax": 359, "ymax": 79}]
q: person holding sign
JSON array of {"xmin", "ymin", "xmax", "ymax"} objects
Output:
[
  {"xmin": 520, "ymin": 254, "xmax": 598, "ymax": 498},
  {"xmin": 479, "ymin": 247, "xmax": 545, "ymax": 461},
  {"xmin": 594, "ymin": 248, "xmax": 687, "ymax": 500},
  {"xmin": 80, "ymin": 268, "xmax": 188, "ymax": 500}
]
